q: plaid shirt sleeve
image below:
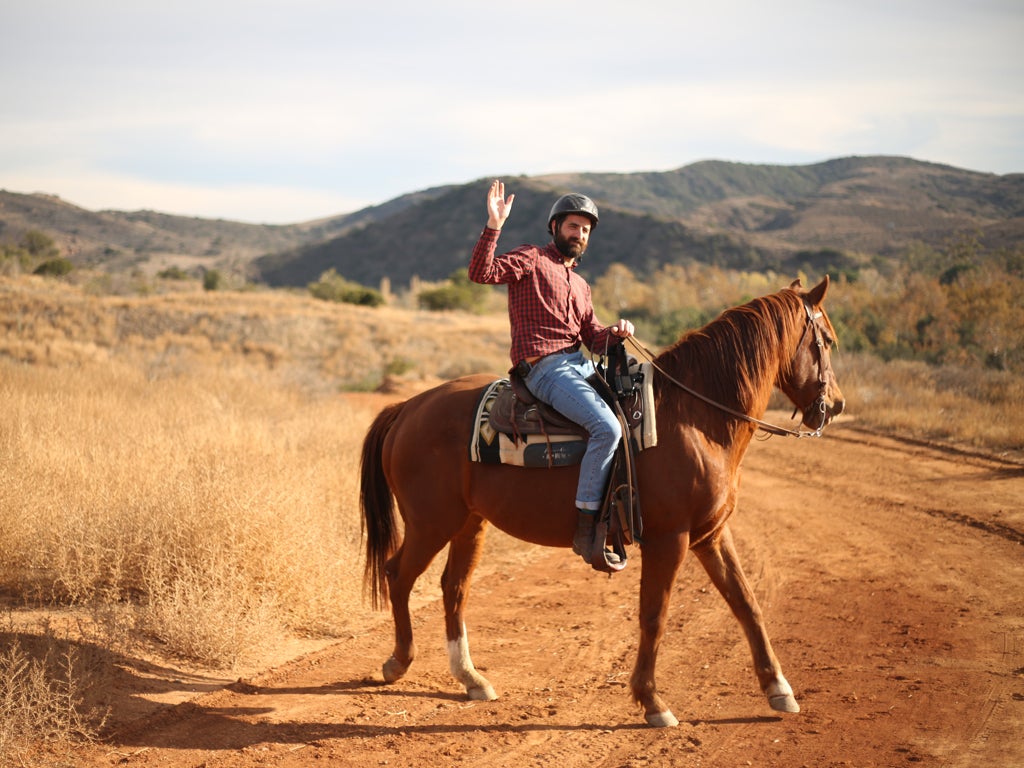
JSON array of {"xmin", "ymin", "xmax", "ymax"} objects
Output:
[{"xmin": 468, "ymin": 227, "xmax": 534, "ymax": 284}]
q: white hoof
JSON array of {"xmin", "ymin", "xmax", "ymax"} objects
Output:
[
  {"xmin": 769, "ymin": 693, "xmax": 800, "ymax": 713},
  {"xmin": 767, "ymin": 677, "xmax": 800, "ymax": 713},
  {"xmin": 645, "ymin": 709, "xmax": 679, "ymax": 728},
  {"xmin": 382, "ymin": 656, "xmax": 407, "ymax": 684},
  {"xmin": 467, "ymin": 683, "xmax": 498, "ymax": 701}
]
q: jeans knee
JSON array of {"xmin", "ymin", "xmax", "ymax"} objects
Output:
[{"xmin": 592, "ymin": 406, "xmax": 621, "ymax": 437}]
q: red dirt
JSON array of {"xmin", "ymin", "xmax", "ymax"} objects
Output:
[{"xmin": 63, "ymin": 414, "xmax": 1024, "ymax": 768}]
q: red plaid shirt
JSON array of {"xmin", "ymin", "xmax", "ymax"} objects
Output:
[{"xmin": 469, "ymin": 227, "xmax": 615, "ymax": 365}]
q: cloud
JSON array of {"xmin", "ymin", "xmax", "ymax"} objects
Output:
[
  {"xmin": 2, "ymin": 169, "xmax": 367, "ymax": 224},
  {"xmin": 1, "ymin": 0, "xmax": 1021, "ymax": 221}
]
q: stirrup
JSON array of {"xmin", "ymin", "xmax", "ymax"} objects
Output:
[{"xmin": 588, "ymin": 519, "xmax": 626, "ymax": 573}]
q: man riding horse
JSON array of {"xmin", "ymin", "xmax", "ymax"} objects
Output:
[{"xmin": 468, "ymin": 180, "xmax": 635, "ymax": 571}]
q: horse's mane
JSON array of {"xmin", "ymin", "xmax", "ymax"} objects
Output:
[{"xmin": 656, "ymin": 287, "xmax": 810, "ymax": 411}]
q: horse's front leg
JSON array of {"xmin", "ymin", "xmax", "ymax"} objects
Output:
[
  {"xmin": 692, "ymin": 523, "xmax": 799, "ymax": 713},
  {"xmin": 441, "ymin": 514, "xmax": 497, "ymax": 701},
  {"xmin": 631, "ymin": 530, "xmax": 689, "ymax": 727}
]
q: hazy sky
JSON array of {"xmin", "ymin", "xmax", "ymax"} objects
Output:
[{"xmin": 2, "ymin": 0, "xmax": 1021, "ymax": 224}]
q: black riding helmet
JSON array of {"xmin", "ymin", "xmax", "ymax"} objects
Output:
[{"xmin": 547, "ymin": 193, "xmax": 599, "ymax": 235}]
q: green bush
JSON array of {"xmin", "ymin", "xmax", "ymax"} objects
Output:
[
  {"xmin": 21, "ymin": 230, "xmax": 60, "ymax": 259},
  {"xmin": 203, "ymin": 269, "xmax": 225, "ymax": 291},
  {"xmin": 418, "ymin": 269, "xmax": 489, "ymax": 312},
  {"xmin": 308, "ymin": 269, "xmax": 384, "ymax": 307},
  {"xmin": 32, "ymin": 258, "xmax": 74, "ymax": 277},
  {"xmin": 157, "ymin": 266, "xmax": 192, "ymax": 280}
]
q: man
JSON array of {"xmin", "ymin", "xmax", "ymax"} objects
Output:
[{"xmin": 468, "ymin": 179, "xmax": 635, "ymax": 571}]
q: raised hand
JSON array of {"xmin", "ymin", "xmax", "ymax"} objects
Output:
[{"xmin": 486, "ymin": 179, "xmax": 515, "ymax": 230}]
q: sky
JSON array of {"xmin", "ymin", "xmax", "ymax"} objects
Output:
[{"xmin": 1, "ymin": 0, "xmax": 1022, "ymax": 225}]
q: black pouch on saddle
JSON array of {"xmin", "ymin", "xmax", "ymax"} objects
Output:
[{"xmin": 602, "ymin": 341, "xmax": 640, "ymax": 398}]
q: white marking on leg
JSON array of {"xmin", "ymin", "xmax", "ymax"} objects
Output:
[
  {"xmin": 447, "ymin": 623, "xmax": 497, "ymax": 701},
  {"xmin": 447, "ymin": 625, "xmax": 474, "ymax": 680}
]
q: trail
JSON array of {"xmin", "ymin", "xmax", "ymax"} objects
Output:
[{"xmin": 69, "ymin": 418, "xmax": 1024, "ymax": 768}]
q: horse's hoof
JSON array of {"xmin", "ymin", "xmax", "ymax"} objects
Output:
[
  {"xmin": 382, "ymin": 656, "xmax": 408, "ymax": 684},
  {"xmin": 645, "ymin": 709, "xmax": 679, "ymax": 728},
  {"xmin": 769, "ymin": 693, "xmax": 800, "ymax": 713},
  {"xmin": 467, "ymin": 683, "xmax": 498, "ymax": 701},
  {"xmin": 766, "ymin": 677, "xmax": 799, "ymax": 713}
]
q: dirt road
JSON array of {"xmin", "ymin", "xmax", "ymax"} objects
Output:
[{"xmin": 70, "ymin": 418, "xmax": 1023, "ymax": 767}]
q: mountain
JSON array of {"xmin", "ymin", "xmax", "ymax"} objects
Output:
[
  {"xmin": 0, "ymin": 186, "xmax": 447, "ymax": 276},
  {"xmin": 254, "ymin": 156, "xmax": 1024, "ymax": 288},
  {"xmin": 4, "ymin": 157, "xmax": 1022, "ymax": 287}
]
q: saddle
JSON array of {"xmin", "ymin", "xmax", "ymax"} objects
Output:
[
  {"xmin": 487, "ymin": 375, "xmax": 587, "ymax": 438},
  {"xmin": 487, "ymin": 345, "xmax": 649, "ymax": 442}
]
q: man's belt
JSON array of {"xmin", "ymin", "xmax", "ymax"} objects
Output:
[{"xmin": 515, "ymin": 344, "xmax": 581, "ymax": 377}]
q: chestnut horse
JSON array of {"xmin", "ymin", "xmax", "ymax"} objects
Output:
[{"xmin": 360, "ymin": 277, "xmax": 844, "ymax": 727}]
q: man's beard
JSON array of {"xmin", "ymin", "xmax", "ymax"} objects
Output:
[{"xmin": 554, "ymin": 231, "xmax": 587, "ymax": 261}]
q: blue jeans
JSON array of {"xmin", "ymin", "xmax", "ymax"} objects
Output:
[{"xmin": 523, "ymin": 350, "xmax": 622, "ymax": 511}]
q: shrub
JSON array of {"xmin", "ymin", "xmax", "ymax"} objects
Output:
[
  {"xmin": 0, "ymin": 628, "xmax": 108, "ymax": 763},
  {"xmin": 21, "ymin": 230, "xmax": 60, "ymax": 259},
  {"xmin": 308, "ymin": 268, "xmax": 384, "ymax": 307},
  {"xmin": 32, "ymin": 258, "xmax": 74, "ymax": 277},
  {"xmin": 157, "ymin": 266, "xmax": 192, "ymax": 280},
  {"xmin": 203, "ymin": 269, "xmax": 225, "ymax": 291},
  {"xmin": 418, "ymin": 269, "xmax": 489, "ymax": 312}
]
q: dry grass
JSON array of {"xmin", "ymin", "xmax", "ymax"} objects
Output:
[
  {"xmin": 1, "ymin": 273, "xmax": 1020, "ymax": 758},
  {"xmin": 0, "ymin": 355, "xmax": 378, "ymax": 657},
  {"xmin": 0, "ymin": 617, "xmax": 110, "ymax": 767},
  {"xmin": 836, "ymin": 351, "xmax": 1024, "ymax": 460}
]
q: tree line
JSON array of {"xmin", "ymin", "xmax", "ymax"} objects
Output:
[
  {"xmin": 7, "ymin": 226, "xmax": 1022, "ymax": 374},
  {"xmin": 263, "ymin": 231, "xmax": 1024, "ymax": 375},
  {"xmin": 588, "ymin": 232, "xmax": 1024, "ymax": 374}
]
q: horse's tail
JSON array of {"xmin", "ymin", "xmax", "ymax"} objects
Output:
[{"xmin": 360, "ymin": 401, "xmax": 405, "ymax": 610}]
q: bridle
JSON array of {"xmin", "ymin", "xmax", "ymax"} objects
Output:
[{"xmin": 624, "ymin": 300, "xmax": 833, "ymax": 439}]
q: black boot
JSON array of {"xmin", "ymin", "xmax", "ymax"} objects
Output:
[{"xmin": 573, "ymin": 510, "xmax": 621, "ymax": 566}]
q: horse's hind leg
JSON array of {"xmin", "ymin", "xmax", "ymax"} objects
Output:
[
  {"xmin": 692, "ymin": 523, "xmax": 800, "ymax": 713},
  {"xmin": 441, "ymin": 514, "xmax": 497, "ymax": 701},
  {"xmin": 382, "ymin": 527, "xmax": 449, "ymax": 685}
]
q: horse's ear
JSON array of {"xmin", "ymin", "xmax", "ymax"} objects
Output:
[
  {"xmin": 805, "ymin": 275, "xmax": 830, "ymax": 306},
  {"xmin": 789, "ymin": 278, "xmax": 802, "ymax": 290}
]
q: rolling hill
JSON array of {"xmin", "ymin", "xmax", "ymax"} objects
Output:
[{"xmin": 4, "ymin": 156, "xmax": 1022, "ymax": 288}]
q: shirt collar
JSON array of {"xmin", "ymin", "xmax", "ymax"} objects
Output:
[{"xmin": 543, "ymin": 241, "xmax": 578, "ymax": 270}]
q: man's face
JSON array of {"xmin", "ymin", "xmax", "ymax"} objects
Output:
[{"xmin": 553, "ymin": 214, "xmax": 592, "ymax": 262}]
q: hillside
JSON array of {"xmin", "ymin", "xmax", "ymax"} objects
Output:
[
  {"xmin": 0, "ymin": 186, "xmax": 450, "ymax": 277},
  {"xmin": 4, "ymin": 156, "xmax": 1022, "ymax": 288},
  {"xmin": 255, "ymin": 156, "xmax": 1024, "ymax": 288}
]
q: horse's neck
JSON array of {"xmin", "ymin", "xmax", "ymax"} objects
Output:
[
  {"xmin": 655, "ymin": 348, "xmax": 777, "ymax": 420},
  {"xmin": 654, "ymin": 333, "xmax": 782, "ymax": 448}
]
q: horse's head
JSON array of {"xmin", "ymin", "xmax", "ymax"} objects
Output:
[{"xmin": 778, "ymin": 276, "xmax": 845, "ymax": 432}]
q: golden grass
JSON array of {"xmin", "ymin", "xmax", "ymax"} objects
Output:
[
  {"xmin": 836, "ymin": 352, "xmax": 1024, "ymax": 460},
  {"xmin": 0, "ymin": 356, "xmax": 376, "ymax": 658}
]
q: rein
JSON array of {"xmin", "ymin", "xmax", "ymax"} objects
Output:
[{"xmin": 623, "ymin": 302, "xmax": 830, "ymax": 439}]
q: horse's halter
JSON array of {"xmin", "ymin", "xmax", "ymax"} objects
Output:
[
  {"xmin": 786, "ymin": 300, "xmax": 833, "ymax": 438},
  {"xmin": 626, "ymin": 298, "xmax": 834, "ymax": 439}
]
